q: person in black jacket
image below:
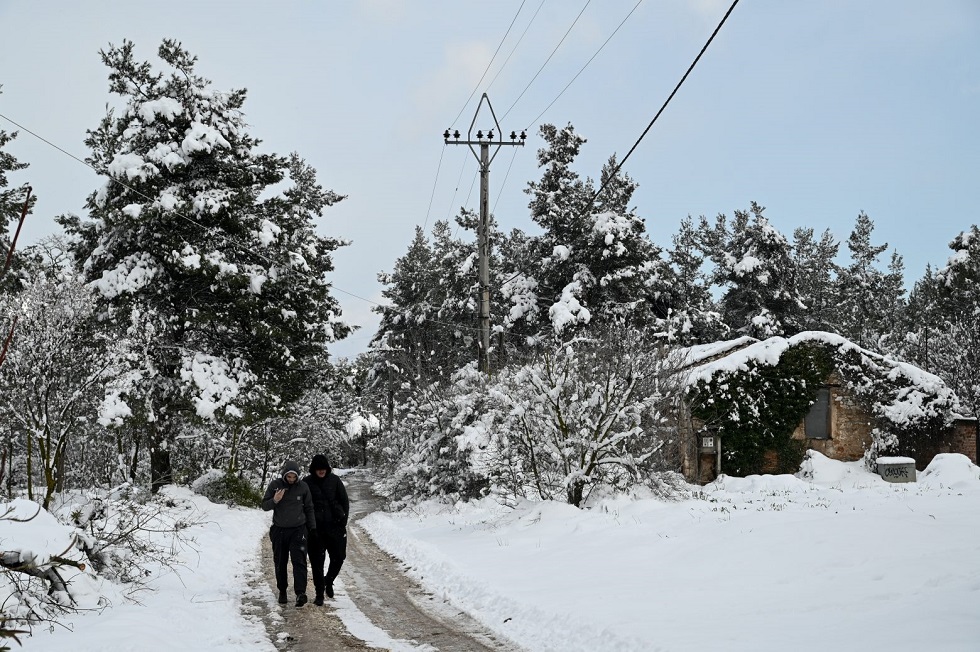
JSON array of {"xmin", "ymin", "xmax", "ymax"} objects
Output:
[
  {"xmin": 303, "ymin": 454, "xmax": 349, "ymax": 604},
  {"xmin": 262, "ymin": 460, "xmax": 316, "ymax": 607}
]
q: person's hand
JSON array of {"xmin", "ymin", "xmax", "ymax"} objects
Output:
[
  {"xmin": 307, "ymin": 528, "xmax": 317, "ymax": 542},
  {"xmin": 273, "ymin": 488, "xmax": 285, "ymax": 504}
]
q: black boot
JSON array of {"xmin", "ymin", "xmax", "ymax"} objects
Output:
[
  {"xmin": 278, "ymin": 591, "xmax": 287, "ymax": 605},
  {"xmin": 314, "ymin": 592, "xmax": 324, "ymax": 606},
  {"xmin": 295, "ymin": 593, "xmax": 308, "ymax": 607},
  {"xmin": 325, "ymin": 583, "xmax": 334, "ymax": 599}
]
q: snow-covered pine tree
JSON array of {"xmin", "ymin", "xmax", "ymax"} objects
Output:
[
  {"xmin": 369, "ymin": 215, "xmax": 492, "ymax": 406},
  {"xmin": 59, "ymin": 40, "xmax": 350, "ymax": 491},
  {"xmin": 515, "ymin": 124, "xmax": 673, "ymax": 341},
  {"xmin": 929, "ymin": 225, "xmax": 980, "ymax": 420},
  {"xmin": 832, "ymin": 212, "xmax": 906, "ymax": 351},
  {"xmin": 371, "ymin": 225, "xmax": 441, "ymax": 390},
  {"xmin": 430, "ymin": 212, "xmax": 495, "ymax": 368},
  {"xmin": 663, "ymin": 215, "xmax": 728, "ymax": 345},
  {"xmin": 900, "ymin": 264, "xmax": 945, "ymax": 372},
  {"xmin": 711, "ymin": 202, "xmax": 805, "ymax": 338},
  {"xmin": 792, "ymin": 226, "xmax": 839, "ymax": 332},
  {"xmin": 0, "ymin": 91, "xmax": 37, "ymax": 292}
]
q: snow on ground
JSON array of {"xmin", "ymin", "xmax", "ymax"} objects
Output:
[
  {"xmin": 14, "ymin": 487, "xmax": 275, "ymax": 651},
  {"xmin": 361, "ymin": 452, "xmax": 980, "ymax": 652},
  {"xmin": 9, "ymin": 480, "xmax": 415, "ymax": 652},
  {"xmin": 5, "ymin": 455, "xmax": 980, "ymax": 651}
]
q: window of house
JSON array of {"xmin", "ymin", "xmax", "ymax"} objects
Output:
[{"xmin": 804, "ymin": 387, "xmax": 831, "ymax": 439}]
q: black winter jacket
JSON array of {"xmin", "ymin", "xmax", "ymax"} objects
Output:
[
  {"xmin": 262, "ymin": 461, "xmax": 316, "ymax": 529},
  {"xmin": 302, "ymin": 472, "xmax": 349, "ymax": 530}
]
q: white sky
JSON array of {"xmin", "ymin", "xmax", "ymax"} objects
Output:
[{"xmin": 1, "ymin": 0, "xmax": 978, "ymax": 359}]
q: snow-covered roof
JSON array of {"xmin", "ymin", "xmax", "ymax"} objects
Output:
[
  {"xmin": 674, "ymin": 336, "xmax": 757, "ymax": 369},
  {"xmin": 685, "ymin": 331, "xmax": 947, "ymax": 390},
  {"xmin": 682, "ymin": 331, "xmax": 960, "ymax": 429}
]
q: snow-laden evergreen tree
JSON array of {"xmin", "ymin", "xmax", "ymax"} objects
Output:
[
  {"xmin": 507, "ymin": 124, "xmax": 674, "ymax": 342},
  {"xmin": 792, "ymin": 226, "xmax": 839, "ymax": 333},
  {"xmin": 369, "ymin": 213, "xmax": 502, "ymax": 411},
  {"xmin": 900, "ymin": 265, "xmax": 945, "ymax": 372},
  {"xmin": 927, "ymin": 225, "xmax": 980, "ymax": 420},
  {"xmin": 373, "ymin": 363, "xmax": 491, "ymax": 507},
  {"xmin": 832, "ymin": 212, "xmax": 906, "ymax": 351},
  {"xmin": 662, "ymin": 215, "xmax": 728, "ymax": 345},
  {"xmin": 710, "ymin": 202, "xmax": 805, "ymax": 338},
  {"xmin": 0, "ymin": 90, "xmax": 37, "ymax": 293},
  {"xmin": 58, "ymin": 40, "xmax": 350, "ymax": 491},
  {"xmin": 371, "ymin": 225, "xmax": 442, "ymax": 389}
]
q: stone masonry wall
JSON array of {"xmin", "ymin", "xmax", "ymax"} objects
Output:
[
  {"xmin": 791, "ymin": 377, "xmax": 872, "ymax": 463},
  {"xmin": 949, "ymin": 419, "xmax": 978, "ymax": 464}
]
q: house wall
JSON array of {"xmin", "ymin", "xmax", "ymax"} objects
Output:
[
  {"xmin": 681, "ymin": 374, "xmax": 978, "ymax": 484},
  {"xmin": 791, "ymin": 376, "xmax": 872, "ymax": 463},
  {"xmin": 950, "ymin": 419, "xmax": 978, "ymax": 464},
  {"xmin": 913, "ymin": 418, "xmax": 978, "ymax": 467}
]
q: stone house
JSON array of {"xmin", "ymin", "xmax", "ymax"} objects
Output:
[{"xmin": 676, "ymin": 332, "xmax": 979, "ymax": 484}]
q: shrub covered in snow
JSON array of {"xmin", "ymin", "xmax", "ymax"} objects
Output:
[
  {"xmin": 374, "ymin": 365, "xmax": 491, "ymax": 508},
  {"xmin": 378, "ymin": 332, "xmax": 684, "ymax": 508},
  {"xmin": 190, "ymin": 469, "xmax": 262, "ymax": 508}
]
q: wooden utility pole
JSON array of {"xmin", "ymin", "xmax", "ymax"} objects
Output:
[{"xmin": 444, "ymin": 94, "xmax": 525, "ymax": 374}]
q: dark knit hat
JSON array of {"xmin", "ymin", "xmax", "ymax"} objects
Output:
[
  {"xmin": 309, "ymin": 454, "xmax": 331, "ymax": 473},
  {"xmin": 282, "ymin": 459, "xmax": 301, "ymax": 479}
]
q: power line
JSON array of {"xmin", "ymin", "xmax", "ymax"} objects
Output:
[
  {"xmin": 0, "ymin": 111, "xmax": 276, "ymax": 267},
  {"xmin": 500, "ymin": 0, "xmax": 593, "ymax": 121},
  {"xmin": 497, "ymin": 0, "xmax": 741, "ymax": 292},
  {"xmin": 421, "ymin": 144, "xmax": 446, "ymax": 232},
  {"xmin": 493, "ymin": 147, "xmax": 520, "ymax": 213},
  {"xmin": 592, "ymin": 0, "xmax": 740, "ymax": 204},
  {"xmin": 524, "ymin": 0, "xmax": 645, "ymax": 132},
  {"xmin": 450, "ymin": 1, "xmax": 527, "ymax": 128},
  {"xmin": 485, "ymin": 0, "xmax": 548, "ymax": 95},
  {"xmin": 452, "ymin": 168, "xmax": 480, "ymax": 239},
  {"xmin": 0, "ymin": 112, "xmax": 499, "ymax": 345},
  {"xmin": 445, "ymin": 152, "xmax": 470, "ymax": 223},
  {"xmin": 332, "ymin": 285, "xmax": 486, "ymax": 335}
]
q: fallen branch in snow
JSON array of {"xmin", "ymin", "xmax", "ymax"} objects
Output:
[{"xmin": 0, "ymin": 552, "xmax": 75, "ymax": 596}]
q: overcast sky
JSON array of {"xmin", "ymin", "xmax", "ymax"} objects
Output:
[{"xmin": 1, "ymin": 0, "xmax": 978, "ymax": 359}]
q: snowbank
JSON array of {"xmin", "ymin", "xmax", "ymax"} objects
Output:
[
  {"xmin": 15, "ymin": 487, "xmax": 273, "ymax": 651},
  {"xmin": 362, "ymin": 454, "xmax": 980, "ymax": 651}
]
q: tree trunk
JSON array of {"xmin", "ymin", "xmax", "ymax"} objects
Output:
[
  {"xmin": 129, "ymin": 431, "xmax": 140, "ymax": 483},
  {"xmin": 25, "ymin": 432, "xmax": 33, "ymax": 502},
  {"xmin": 149, "ymin": 422, "xmax": 173, "ymax": 493},
  {"xmin": 567, "ymin": 479, "xmax": 584, "ymax": 508}
]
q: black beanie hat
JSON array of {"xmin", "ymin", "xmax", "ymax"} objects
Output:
[{"xmin": 309, "ymin": 454, "xmax": 331, "ymax": 473}]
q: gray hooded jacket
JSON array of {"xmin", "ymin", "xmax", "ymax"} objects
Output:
[{"xmin": 262, "ymin": 460, "xmax": 317, "ymax": 529}]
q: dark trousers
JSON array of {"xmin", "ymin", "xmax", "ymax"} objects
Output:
[
  {"xmin": 308, "ymin": 527, "xmax": 347, "ymax": 594},
  {"xmin": 270, "ymin": 525, "xmax": 308, "ymax": 595}
]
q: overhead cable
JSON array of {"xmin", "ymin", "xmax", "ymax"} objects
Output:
[
  {"xmin": 500, "ymin": 0, "xmax": 592, "ymax": 121},
  {"xmin": 450, "ymin": 0, "xmax": 527, "ymax": 128},
  {"xmin": 497, "ymin": 0, "xmax": 741, "ymax": 290},
  {"xmin": 0, "ymin": 111, "xmax": 276, "ymax": 266},
  {"xmin": 592, "ymin": 0, "xmax": 740, "ymax": 204},
  {"xmin": 524, "ymin": 0, "xmax": 645, "ymax": 131},
  {"xmin": 422, "ymin": 144, "xmax": 446, "ymax": 232},
  {"xmin": 485, "ymin": 0, "xmax": 549, "ymax": 95}
]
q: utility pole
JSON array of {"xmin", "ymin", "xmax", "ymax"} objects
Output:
[{"xmin": 444, "ymin": 94, "xmax": 525, "ymax": 374}]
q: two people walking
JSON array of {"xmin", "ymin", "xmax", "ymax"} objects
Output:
[{"xmin": 262, "ymin": 455, "xmax": 349, "ymax": 607}]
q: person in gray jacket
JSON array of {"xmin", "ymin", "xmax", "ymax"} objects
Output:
[{"xmin": 262, "ymin": 460, "xmax": 316, "ymax": 606}]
